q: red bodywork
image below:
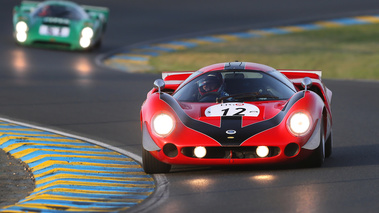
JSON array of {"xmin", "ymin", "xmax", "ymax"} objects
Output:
[{"xmin": 140, "ymin": 62, "xmax": 332, "ymax": 171}]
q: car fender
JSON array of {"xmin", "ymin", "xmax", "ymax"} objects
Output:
[{"xmin": 240, "ymin": 90, "xmax": 326, "ymax": 148}]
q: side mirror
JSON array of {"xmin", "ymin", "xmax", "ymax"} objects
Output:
[
  {"xmin": 301, "ymin": 77, "xmax": 312, "ymax": 91},
  {"xmin": 153, "ymin": 79, "xmax": 165, "ymax": 93}
]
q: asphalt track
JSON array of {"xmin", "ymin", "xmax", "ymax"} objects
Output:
[{"xmin": 2, "ymin": 0, "xmax": 379, "ymax": 212}]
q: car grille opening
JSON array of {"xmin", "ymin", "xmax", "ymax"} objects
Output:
[
  {"xmin": 33, "ymin": 41, "xmax": 72, "ymax": 48},
  {"xmin": 181, "ymin": 146, "xmax": 280, "ymax": 159},
  {"xmin": 42, "ymin": 22, "xmax": 70, "ymax": 27},
  {"xmin": 163, "ymin": 143, "xmax": 178, "ymax": 158},
  {"xmin": 284, "ymin": 143, "xmax": 299, "ymax": 157}
]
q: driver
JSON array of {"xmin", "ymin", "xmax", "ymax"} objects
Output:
[
  {"xmin": 198, "ymin": 74, "xmax": 222, "ymax": 96},
  {"xmin": 38, "ymin": 6, "xmax": 51, "ymax": 17}
]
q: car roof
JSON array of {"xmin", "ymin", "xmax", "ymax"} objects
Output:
[{"xmin": 39, "ymin": 0, "xmax": 79, "ymax": 7}]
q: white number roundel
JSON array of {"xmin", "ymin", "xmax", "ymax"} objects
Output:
[{"xmin": 205, "ymin": 103, "xmax": 260, "ymax": 117}]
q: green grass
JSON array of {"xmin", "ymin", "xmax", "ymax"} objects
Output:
[{"xmin": 149, "ymin": 24, "xmax": 379, "ymax": 80}]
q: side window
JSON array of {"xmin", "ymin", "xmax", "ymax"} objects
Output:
[{"xmin": 267, "ymin": 70, "xmax": 297, "ymax": 92}]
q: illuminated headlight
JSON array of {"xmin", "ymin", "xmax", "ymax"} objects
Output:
[
  {"xmin": 256, "ymin": 146, "xmax": 269, "ymax": 158},
  {"xmin": 79, "ymin": 37, "xmax": 91, "ymax": 48},
  {"xmin": 15, "ymin": 21, "xmax": 28, "ymax": 42},
  {"xmin": 288, "ymin": 112, "xmax": 311, "ymax": 135},
  {"xmin": 81, "ymin": 27, "xmax": 94, "ymax": 39},
  {"xmin": 79, "ymin": 27, "xmax": 94, "ymax": 48},
  {"xmin": 152, "ymin": 113, "xmax": 175, "ymax": 136},
  {"xmin": 16, "ymin": 21, "xmax": 28, "ymax": 32},
  {"xmin": 194, "ymin": 146, "xmax": 207, "ymax": 158},
  {"xmin": 16, "ymin": 32, "xmax": 28, "ymax": 43}
]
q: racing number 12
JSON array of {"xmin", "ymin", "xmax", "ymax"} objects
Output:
[{"xmin": 221, "ymin": 107, "xmax": 246, "ymax": 116}]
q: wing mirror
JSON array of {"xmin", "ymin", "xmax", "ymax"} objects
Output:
[
  {"xmin": 154, "ymin": 79, "xmax": 165, "ymax": 93},
  {"xmin": 301, "ymin": 77, "xmax": 312, "ymax": 91}
]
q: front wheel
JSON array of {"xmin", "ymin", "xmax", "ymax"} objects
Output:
[
  {"xmin": 325, "ymin": 130, "xmax": 333, "ymax": 158},
  {"xmin": 307, "ymin": 122, "xmax": 325, "ymax": 167},
  {"xmin": 94, "ymin": 38, "xmax": 102, "ymax": 49},
  {"xmin": 142, "ymin": 148, "xmax": 171, "ymax": 174}
]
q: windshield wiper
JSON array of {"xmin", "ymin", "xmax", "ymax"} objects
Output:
[{"xmin": 217, "ymin": 92, "xmax": 278, "ymax": 103}]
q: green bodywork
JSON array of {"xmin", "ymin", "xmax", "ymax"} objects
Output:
[{"xmin": 13, "ymin": 0, "xmax": 109, "ymax": 51}]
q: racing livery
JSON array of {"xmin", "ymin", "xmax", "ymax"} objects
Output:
[
  {"xmin": 13, "ymin": 0, "xmax": 109, "ymax": 50},
  {"xmin": 141, "ymin": 62, "xmax": 333, "ymax": 173}
]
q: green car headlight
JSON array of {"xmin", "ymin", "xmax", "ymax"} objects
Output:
[
  {"xmin": 15, "ymin": 21, "xmax": 28, "ymax": 42},
  {"xmin": 16, "ymin": 21, "xmax": 28, "ymax": 32},
  {"xmin": 79, "ymin": 27, "xmax": 94, "ymax": 48},
  {"xmin": 81, "ymin": 27, "xmax": 94, "ymax": 39}
]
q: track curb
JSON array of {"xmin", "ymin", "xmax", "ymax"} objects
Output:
[
  {"xmin": 0, "ymin": 117, "xmax": 164, "ymax": 213},
  {"xmin": 100, "ymin": 14, "xmax": 379, "ymax": 73}
]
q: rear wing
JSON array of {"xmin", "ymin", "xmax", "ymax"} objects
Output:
[
  {"xmin": 162, "ymin": 70, "xmax": 322, "ymax": 85},
  {"xmin": 279, "ymin": 69, "xmax": 332, "ymax": 103},
  {"xmin": 278, "ymin": 69, "xmax": 322, "ymax": 80},
  {"xmin": 161, "ymin": 71, "xmax": 194, "ymax": 91},
  {"xmin": 145, "ymin": 71, "xmax": 193, "ymax": 96},
  {"xmin": 159, "ymin": 70, "xmax": 328, "ymax": 97},
  {"xmin": 279, "ymin": 69, "xmax": 323, "ymax": 89}
]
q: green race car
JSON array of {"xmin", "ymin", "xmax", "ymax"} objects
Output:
[{"xmin": 13, "ymin": 0, "xmax": 109, "ymax": 51}]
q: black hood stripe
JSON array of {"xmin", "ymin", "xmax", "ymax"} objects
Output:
[{"xmin": 160, "ymin": 92, "xmax": 304, "ymax": 146}]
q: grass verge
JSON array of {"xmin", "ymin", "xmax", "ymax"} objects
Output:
[{"xmin": 150, "ymin": 24, "xmax": 379, "ymax": 80}]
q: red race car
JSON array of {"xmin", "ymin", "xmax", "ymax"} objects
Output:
[{"xmin": 140, "ymin": 62, "xmax": 332, "ymax": 173}]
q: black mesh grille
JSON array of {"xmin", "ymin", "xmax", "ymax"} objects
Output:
[
  {"xmin": 32, "ymin": 41, "xmax": 71, "ymax": 48},
  {"xmin": 181, "ymin": 146, "xmax": 280, "ymax": 159}
]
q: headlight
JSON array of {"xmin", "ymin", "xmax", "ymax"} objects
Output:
[
  {"xmin": 16, "ymin": 32, "xmax": 28, "ymax": 43},
  {"xmin": 15, "ymin": 21, "xmax": 28, "ymax": 42},
  {"xmin": 79, "ymin": 37, "xmax": 91, "ymax": 48},
  {"xmin": 80, "ymin": 27, "xmax": 94, "ymax": 48},
  {"xmin": 81, "ymin": 27, "xmax": 94, "ymax": 39},
  {"xmin": 16, "ymin": 21, "xmax": 28, "ymax": 33},
  {"xmin": 288, "ymin": 112, "xmax": 311, "ymax": 135},
  {"xmin": 256, "ymin": 146, "xmax": 269, "ymax": 158},
  {"xmin": 152, "ymin": 113, "xmax": 175, "ymax": 136},
  {"xmin": 194, "ymin": 146, "xmax": 207, "ymax": 158}
]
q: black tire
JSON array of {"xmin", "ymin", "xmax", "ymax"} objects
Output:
[
  {"xmin": 142, "ymin": 148, "xmax": 171, "ymax": 174},
  {"xmin": 94, "ymin": 38, "xmax": 102, "ymax": 49},
  {"xmin": 307, "ymin": 122, "xmax": 325, "ymax": 167},
  {"xmin": 325, "ymin": 130, "xmax": 333, "ymax": 158}
]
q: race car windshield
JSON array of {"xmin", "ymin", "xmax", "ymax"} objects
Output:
[
  {"xmin": 33, "ymin": 4, "xmax": 88, "ymax": 20},
  {"xmin": 173, "ymin": 70, "xmax": 296, "ymax": 103}
]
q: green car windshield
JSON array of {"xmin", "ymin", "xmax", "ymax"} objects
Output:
[{"xmin": 32, "ymin": 4, "xmax": 88, "ymax": 20}]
